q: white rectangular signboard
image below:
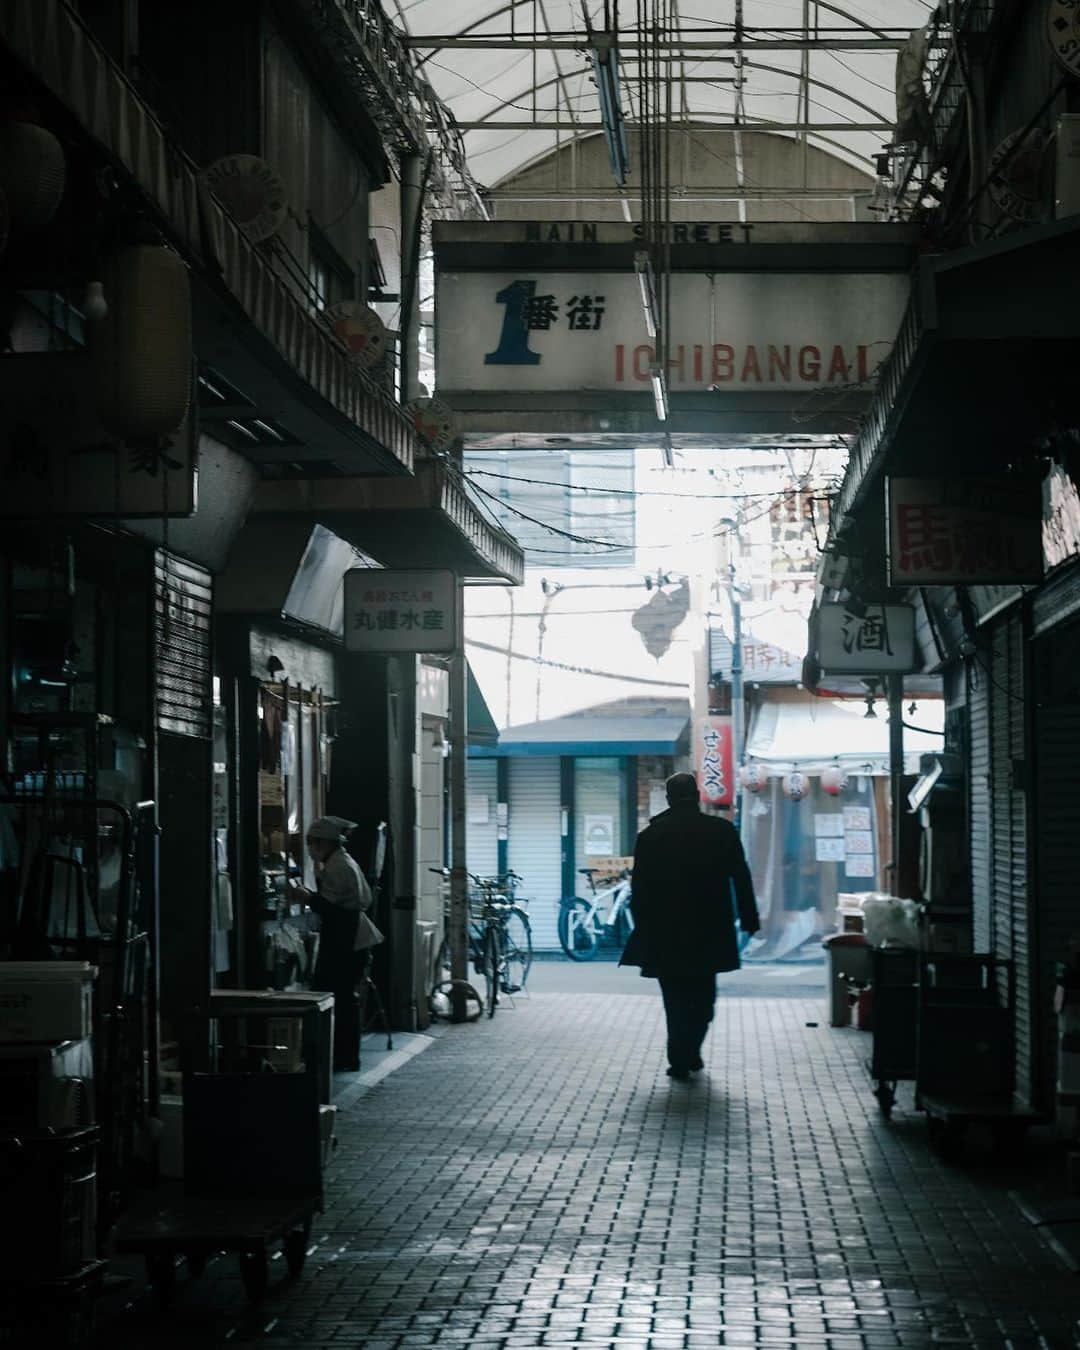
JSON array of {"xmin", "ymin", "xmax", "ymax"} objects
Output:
[
  {"xmin": 818, "ymin": 602, "xmax": 916, "ymax": 674},
  {"xmin": 344, "ymin": 569, "xmax": 457, "ymax": 654},
  {"xmin": 436, "ymin": 271, "xmax": 908, "ymax": 395}
]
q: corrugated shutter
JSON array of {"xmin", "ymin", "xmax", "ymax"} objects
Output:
[
  {"xmin": 1034, "ymin": 698, "xmax": 1080, "ymax": 1109},
  {"xmin": 968, "ymin": 665, "xmax": 991, "ymax": 953},
  {"xmin": 508, "ymin": 758, "xmax": 563, "ymax": 951},
  {"xmin": 988, "ymin": 611, "xmax": 1033, "ymax": 1106},
  {"xmin": 466, "ymin": 759, "xmax": 499, "ymax": 878},
  {"xmin": 155, "ymin": 551, "xmax": 212, "ymax": 738}
]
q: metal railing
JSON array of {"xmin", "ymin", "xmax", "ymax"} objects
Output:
[{"xmin": 293, "ymin": 0, "xmax": 487, "ymax": 218}]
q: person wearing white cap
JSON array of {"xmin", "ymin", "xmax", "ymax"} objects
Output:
[{"xmin": 292, "ymin": 816, "xmax": 384, "ymax": 1071}]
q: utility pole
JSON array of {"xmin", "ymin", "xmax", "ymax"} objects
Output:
[{"xmin": 730, "ymin": 560, "xmax": 744, "ymax": 829}]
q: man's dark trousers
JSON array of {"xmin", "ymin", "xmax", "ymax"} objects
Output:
[{"xmin": 657, "ymin": 970, "xmax": 717, "ymax": 1071}]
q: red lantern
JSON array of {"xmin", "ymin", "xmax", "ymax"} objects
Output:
[
  {"xmin": 740, "ymin": 763, "xmax": 768, "ymax": 794},
  {"xmin": 821, "ymin": 765, "xmax": 848, "ymax": 796},
  {"xmin": 783, "ymin": 771, "xmax": 810, "ymax": 801}
]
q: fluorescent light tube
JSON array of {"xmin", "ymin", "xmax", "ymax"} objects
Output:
[
  {"xmin": 649, "ymin": 364, "xmax": 669, "ymax": 422},
  {"xmin": 634, "ymin": 251, "xmax": 658, "ymax": 338}
]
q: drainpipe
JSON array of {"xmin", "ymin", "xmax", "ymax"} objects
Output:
[
  {"xmin": 887, "ymin": 674, "xmax": 905, "ymax": 895},
  {"xmin": 400, "ymin": 152, "xmax": 425, "ymax": 402}
]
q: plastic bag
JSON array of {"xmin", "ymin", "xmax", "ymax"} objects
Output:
[{"xmin": 862, "ymin": 895, "xmax": 920, "ymax": 949}]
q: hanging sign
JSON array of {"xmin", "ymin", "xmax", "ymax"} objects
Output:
[
  {"xmin": 202, "ymin": 154, "xmax": 288, "ymax": 242},
  {"xmin": 343, "ymin": 568, "xmax": 457, "ymax": 654},
  {"xmin": 988, "ymin": 127, "xmax": 1050, "ymax": 224},
  {"xmin": 405, "ymin": 396, "xmax": 456, "ymax": 453},
  {"xmin": 325, "ymin": 301, "xmax": 389, "ymax": 370},
  {"xmin": 817, "ymin": 602, "xmax": 916, "ymax": 674},
  {"xmin": 1049, "ymin": 0, "xmax": 1080, "ymax": 79},
  {"xmin": 695, "ymin": 716, "xmax": 734, "ymax": 807},
  {"xmin": 887, "ymin": 477, "xmax": 1044, "ymax": 585},
  {"xmin": 0, "ymin": 353, "xmax": 197, "ymax": 517},
  {"xmin": 435, "ymin": 270, "xmax": 908, "ymax": 396}
]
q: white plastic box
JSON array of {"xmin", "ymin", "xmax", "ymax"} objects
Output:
[{"xmin": 0, "ymin": 962, "xmax": 96, "ymax": 1042}]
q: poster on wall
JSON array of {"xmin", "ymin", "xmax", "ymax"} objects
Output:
[
  {"xmin": 695, "ymin": 716, "xmax": 734, "ymax": 807},
  {"xmin": 584, "ymin": 815, "xmax": 615, "ymax": 856},
  {"xmin": 815, "ymin": 837, "xmax": 846, "ymax": 863}
]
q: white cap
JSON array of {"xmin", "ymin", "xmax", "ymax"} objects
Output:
[{"xmin": 307, "ymin": 815, "xmax": 358, "ymax": 842}]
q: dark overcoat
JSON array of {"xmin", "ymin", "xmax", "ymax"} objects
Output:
[{"xmin": 619, "ymin": 801, "xmax": 760, "ymax": 977}]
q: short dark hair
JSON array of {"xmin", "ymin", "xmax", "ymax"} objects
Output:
[{"xmin": 666, "ymin": 771, "xmax": 698, "ymax": 804}]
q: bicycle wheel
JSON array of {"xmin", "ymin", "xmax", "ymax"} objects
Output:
[
  {"xmin": 502, "ymin": 906, "xmax": 533, "ymax": 994},
  {"xmin": 483, "ymin": 925, "xmax": 503, "ymax": 1017},
  {"xmin": 558, "ymin": 898, "xmax": 599, "ymax": 961}
]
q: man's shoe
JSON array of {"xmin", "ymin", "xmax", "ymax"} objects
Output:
[
  {"xmin": 666, "ymin": 1066, "xmax": 691, "ymax": 1081},
  {"xmin": 689, "ymin": 1056, "xmax": 704, "ymax": 1072}
]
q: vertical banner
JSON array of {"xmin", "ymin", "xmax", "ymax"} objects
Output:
[{"xmin": 696, "ymin": 716, "xmax": 734, "ymax": 807}]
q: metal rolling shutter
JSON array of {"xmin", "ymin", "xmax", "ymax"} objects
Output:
[
  {"xmin": 466, "ymin": 759, "xmax": 499, "ymax": 878},
  {"xmin": 155, "ymin": 552, "xmax": 213, "ymax": 738},
  {"xmin": 968, "ymin": 667, "xmax": 992, "ymax": 954},
  {"xmin": 989, "ymin": 612, "xmax": 1033, "ymax": 1106},
  {"xmin": 508, "ymin": 758, "xmax": 563, "ymax": 951},
  {"xmin": 1034, "ymin": 699, "xmax": 1080, "ymax": 1109}
]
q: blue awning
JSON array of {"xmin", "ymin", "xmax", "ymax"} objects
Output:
[{"xmin": 470, "ymin": 711, "xmax": 690, "ymax": 758}]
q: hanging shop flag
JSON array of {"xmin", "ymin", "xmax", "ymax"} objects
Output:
[
  {"xmin": 887, "ymin": 477, "xmax": 1044, "ymax": 586},
  {"xmin": 695, "ymin": 716, "xmax": 734, "ymax": 807},
  {"xmin": 817, "ymin": 602, "xmax": 916, "ymax": 674},
  {"xmin": 344, "ymin": 568, "xmax": 457, "ymax": 654}
]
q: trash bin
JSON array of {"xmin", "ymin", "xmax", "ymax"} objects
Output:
[{"xmin": 823, "ymin": 932, "xmax": 871, "ymax": 1027}]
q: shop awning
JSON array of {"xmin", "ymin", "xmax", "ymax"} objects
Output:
[
  {"xmin": 468, "ymin": 669, "xmax": 498, "ymax": 747},
  {"xmin": 471, "ymin": 708, "xmax": 690, "ymax": 758},
  {"xmin": 745, "ymin": 697, "xmax": 945, "ymax": 775}
]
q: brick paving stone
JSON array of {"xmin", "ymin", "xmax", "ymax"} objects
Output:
[{"xmin": 97, "ymin": 989, "xmax": 1080, "ymax": 1348}]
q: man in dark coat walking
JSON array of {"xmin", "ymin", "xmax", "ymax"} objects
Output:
[{"xmin": 620, "ymin": 771, "xmax": 760, "ymax": 1079}]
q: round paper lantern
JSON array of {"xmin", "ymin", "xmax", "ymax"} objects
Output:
[
  {"xmin": 92, "ymin": 244, "xmax": 192, "ymax": 440},
  {"xmin": 0, "ymin": 121, "xmax": 66, "ymax": 229},
  {"xmin": 820, "ymin": 764, "xmax": 848, "ymax": 797},
  {"xmin": 325, "ymin": 300, "xmax": 389, "ymax": 370},
  {"xmin": 783, "ymin": 771, "xmax": 810, "ymax": 802},
  {"xmin": 739, "ymin": 763, "xmax": 768, "ymax": 794}
]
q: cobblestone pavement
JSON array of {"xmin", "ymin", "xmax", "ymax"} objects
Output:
[{"xmin": 102, "ymin": 979, "xmax": 1080, "ymax": 1348}]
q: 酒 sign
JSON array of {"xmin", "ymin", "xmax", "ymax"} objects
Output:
[
  {"xmin": 818, "ymin": 603, "xmax": 916, "ymax": 674},
  {"xmin": 344, "ymin": 569, "xmax": 457, "ymax": 654}
]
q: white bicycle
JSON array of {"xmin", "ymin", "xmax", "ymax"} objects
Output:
[{"xmin": 557, "ymin": 866, "xmax": 634, "ymax": 961}]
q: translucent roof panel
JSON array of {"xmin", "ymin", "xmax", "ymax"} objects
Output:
[{"xmin": 393, "ymin": 0, "xmax": 932, "ymax": 189}]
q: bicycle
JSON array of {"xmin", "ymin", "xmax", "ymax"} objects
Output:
[
  {"xmin": 557, "ymin": 865, "xmax": 634, "ymax": 962},
  {"xmin": 428, "ymin": 869, "xmax": 533, "ymax": 1018}
]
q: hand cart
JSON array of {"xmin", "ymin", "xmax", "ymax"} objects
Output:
[
  {"xmin": 113, "ymin": 995, "xmax": 330, "ymax": 1305},
  {"xmin": 915, "ymin": 954, "xmax": 1040, "ymax": 1157},
  {"xmin": 866, "ymin": 947, "xmax": 920, "ymax": 1118}
]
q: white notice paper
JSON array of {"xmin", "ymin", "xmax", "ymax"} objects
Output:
[
  {"xmin": 467, "ymin": 794, "xmax": 489, "ymax": 825},
  {"xmin": 843, "ymin": 806, "xmax": 871, "ymax": 831},
  {"xmin": 815, "ymin": 837, "xmax": 846, "ymax": 862},
  {"xmin": 846, "ymin": 856, "xmax": 875, "ymax": 877},
  {"xmin": 845, "ymin": 831, "xmax": 874, "ymax": 855},
  {"xmin": 814, "ymin": 814, "xmax": 844, "ymax": 838}
]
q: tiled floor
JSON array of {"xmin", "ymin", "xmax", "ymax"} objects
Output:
[{"xmin": 99, "ymin": 977, "xmax": 1080, "ymax": 1347}]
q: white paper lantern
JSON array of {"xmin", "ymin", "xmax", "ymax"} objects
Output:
[
  {"xmin": 740, "ymin": 763, "xmax": 768, "ymax": 794},
  {"xmin": 821, "ymin": 764, "xmax": 848, "ymax": 797},
  {"xmin": 93, "ymin": 244, "xmax": 192, "ymax": 440},
  {"xmin": 0, "ymin": 121, "xmax": 66, "ymax": 229},
  {"xmin": 783, "ymin": 771, "xmax": 810, "ymax": 801}
]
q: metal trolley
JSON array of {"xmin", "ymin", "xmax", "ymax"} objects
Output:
[{"xmin": 867, "ymin": 947, "xmax": 920, "ymax": 1119}]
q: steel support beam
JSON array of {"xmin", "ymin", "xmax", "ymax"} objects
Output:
[
  {"xmin": 406, "ymin": 37, "xmax": 906, "ymax": 51},
  {"xmin": 451, "ymin": 119, "xmax": 892, "ymax": 133},
  {"xmin": 478, "ymin": 187, "xmax": 865, "ymax": 200}
]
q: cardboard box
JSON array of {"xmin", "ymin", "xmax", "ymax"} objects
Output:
[{"xmin": 0, "ymin": 962, "xmax": 96, "ymax": 1043}]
